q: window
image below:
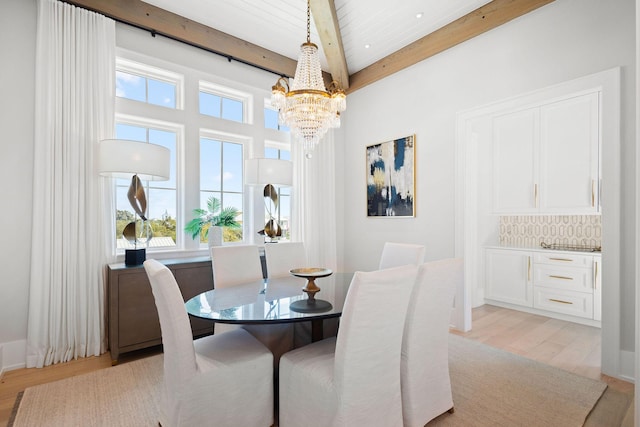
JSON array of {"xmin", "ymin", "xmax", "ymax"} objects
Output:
[
  {"xmin": 199, "ymin": 81, "xmax": 250, "ymax": 123},
  {"xmin": 113, "ymin": 50, "xmax": 290, "ymax": 256},
  {"xmin": 265, "ymin": 146, "xmax": 291, "ymax": 240},
  {"xmin": 114, "ymin": 121, "xmax": 178, "ymax": 249},
  {"xmin": 199, "ymin": 136, "xmax": 245, "ymax": 243},
  {"xmin": 116, "ymin": 58, "xmax": 182, "ymax": 109}
]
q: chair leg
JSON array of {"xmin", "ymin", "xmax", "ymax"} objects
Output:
[{"xmin": 447, "ymin": 407, "xmax": 455, "ymax": 414}]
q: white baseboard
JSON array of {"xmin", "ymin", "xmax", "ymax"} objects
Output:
[
  {"xmin": 619, "ymin": 350, "xmax": 636, "ymax": 383},
  {"xmin": 0, "ymin": 339, "xmax": 26, "ymax": 375}
]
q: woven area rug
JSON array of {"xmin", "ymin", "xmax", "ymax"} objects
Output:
[{"xmin": 10, "ymin": 335, "xmax": 610, "ymax": 427}]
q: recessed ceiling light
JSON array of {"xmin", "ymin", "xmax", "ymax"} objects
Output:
[
  {"xmin": 364, "ymin": 44, "xmax": 371, "ymax": 49},
  {"xmin": 416, "ymin": 12, "xmax": 423, "ymax": 19}
]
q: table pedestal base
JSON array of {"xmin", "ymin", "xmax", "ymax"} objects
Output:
[{"xmin": 289, "ymin": 299, "xmax": 333, "ymax": 313}]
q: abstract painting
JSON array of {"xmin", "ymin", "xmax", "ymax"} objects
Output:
[{"xmin": 366, "ymin": 135, "xmax": 415, "ymax": 217}]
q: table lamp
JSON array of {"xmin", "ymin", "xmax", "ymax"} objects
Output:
[
  {"xmin": 245, "ymin": 158, "xmax": 293, "ymax": 242},
  {"xmin": 98, "ymin": 139, "xmax": 170, "ymax": 265}
]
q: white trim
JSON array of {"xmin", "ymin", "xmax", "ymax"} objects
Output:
[
  {"xmin": 619, "ymin": 350, "xmax": 636, "ymax": 383},
  {"xmin": 455, "ymin": 68, "xmax": 622, "ymax": 379},
  {"xmin": 0, "ymin": 340, "xmax": 26, "ymax": 375}
]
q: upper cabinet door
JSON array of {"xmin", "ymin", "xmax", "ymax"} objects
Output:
[
  {"xmin": 539, "ymin": 92, "xmax": 600, "ymax": 213},
  {"xmin": 492, "ymin": 108, "xmax": 539, "ymax": 213}
]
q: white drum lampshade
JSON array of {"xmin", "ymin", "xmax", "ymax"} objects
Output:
[
  {"xmin": 245, "ymin": 158, "xmax": 293, "ymax": 187},
  {"xmin": 98, "ymin": 139, "xmax": 170, "ymax": 181}
]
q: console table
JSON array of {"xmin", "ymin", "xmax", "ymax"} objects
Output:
[{"xmin": 107, "ymin": 257, "xmax": 215, "ymax": 364}]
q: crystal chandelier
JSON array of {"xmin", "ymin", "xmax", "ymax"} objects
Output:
[{"xmin": 271, "ymin": 0, "xmax": 346, "ymax": 156}]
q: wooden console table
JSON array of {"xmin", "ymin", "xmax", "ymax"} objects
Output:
[{"xmin": 107, "ymin": 257, "xmax": 214, "ymax": 364}]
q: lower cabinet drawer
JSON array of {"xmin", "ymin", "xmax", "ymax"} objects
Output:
[
  {"xmin": 533, "ymin": 287, "xmax": 593, "ymax": 319},
  {"xmin": 533, "ymin": 265, "xmax": 593, "ymax": 292}
]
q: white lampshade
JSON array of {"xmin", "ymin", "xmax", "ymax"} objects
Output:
[
  {"xmin": 245, "ymin": 158, "xmax": 293, "ymax": 187},
  {"xmin": 98, "ymin": 139, "xmax": 170, "ymax": 181}
]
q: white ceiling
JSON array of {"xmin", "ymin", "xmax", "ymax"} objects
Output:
[{"xmin": 140, "ymin": 0, "xmax": 493, "ymax": 75}]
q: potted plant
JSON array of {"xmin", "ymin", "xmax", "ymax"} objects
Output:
[{"xmin": 185, "ymin": 196, "xmax": 240, "ymax": 247}]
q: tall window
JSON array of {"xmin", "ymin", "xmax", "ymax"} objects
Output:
[
  {"xmin": 114, "ymin": 122, "xmax": 178, "ymax": 249},
  {"xmin": 200, "ymin": 136, "xmax": 245, "ymax": 243},
  {"xmin": 265, "ymin": 146, "xmax": 291, "ymax": 240}
]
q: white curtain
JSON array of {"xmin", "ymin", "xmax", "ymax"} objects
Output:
[
  {"xmin": 27, "ymin": 0, "xmax": 115, "ymax": 368},
  {"xmin": 291, "ymin": 132, "xmax": 338, "ymax": 271}
]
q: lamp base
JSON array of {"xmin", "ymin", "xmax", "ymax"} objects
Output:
[{"xmin": 125, "ymin": 248, "xmax": 146, "ymax": 266}]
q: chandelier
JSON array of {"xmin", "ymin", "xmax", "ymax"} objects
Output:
[{"xmin": 271, "ymin": 0, "xmax": 346, "ymax": 156}]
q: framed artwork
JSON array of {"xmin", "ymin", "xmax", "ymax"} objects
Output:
[{"xmin": 366, "ymin": 134, "xmax": 415, "ymax": 217}]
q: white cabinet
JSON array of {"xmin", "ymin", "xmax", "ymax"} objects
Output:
[
  {"xmin": 532, "ymin": 252, "xmax": 595, "ymax": 319},
  {"xmin": 485, "ymin": 247, "xmax": 601, "ymax": 324},
  {"xmin": 485, "ymin": 248, "xmax": 532, "ymax": 307},
  {"xmin": 492, "ymin": 109, "xmax": 538, "ymax": 213},
  {"xmin": 492, "ymin": 92, "xmax": 600, "ymax": 214}
]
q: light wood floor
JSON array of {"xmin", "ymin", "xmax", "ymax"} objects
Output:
[{"xmin": 0, "ymin": 305, "xmax": 634, "ymax": 426}]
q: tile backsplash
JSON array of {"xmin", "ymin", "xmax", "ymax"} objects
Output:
[{"xmin": 499, "ymin": 215, "xmax": 601, "ymax": 249}]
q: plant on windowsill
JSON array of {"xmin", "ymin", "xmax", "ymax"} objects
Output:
[{"xmin": 185, "ymin": 196, "xmax": 240, "ymax": 248}]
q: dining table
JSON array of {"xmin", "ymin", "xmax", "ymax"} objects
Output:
[{"xmin": 185, "ymin": 272, "xmax": 354, "ymax": 342}]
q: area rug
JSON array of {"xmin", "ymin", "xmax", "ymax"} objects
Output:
[{"xmin": 10, "ymin": 335, "xmax": 610, "ymax": 427}]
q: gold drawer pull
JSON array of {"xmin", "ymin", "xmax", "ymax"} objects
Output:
[
  {"xmin": 549, "ymin": 258, "xmax": 573, "ymax": 262},
  {"xmin": 549, "ymin": 298, "xmax": 573, "ymax": 305},
  {"xmin": 549, "ymin": 275, "xmax": 573, "ymax": 280}
]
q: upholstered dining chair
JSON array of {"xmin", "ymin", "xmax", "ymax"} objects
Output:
[
  {"xmin": 401, "ymin": 258, "xmax": 462, "ymax": 426},
  {"xmin": 210, "ymin": 245, "xmax": 294, "ymax": 363},
  {"xmin": 263, "ymin": 241, "xmax": 307, "ymax": 278},
  {"xmin": 378, "ymin": 242, "xmax": 426, "ymax": 270},
  {"xmin": 279, "ymin": 264, "xmax": 419, "ymax": 427},
  {"xmin": 143, "ymin": 259, "xmax": 273, "ymax": 427}
]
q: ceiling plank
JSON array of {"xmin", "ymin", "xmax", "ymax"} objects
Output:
[
  {"xmin": 62, "ymin": 0, "xmax": 303, "ymax": 78},
  {"xmin": 348, "ymin": 0, "xmax": 555, "ymax": 93},
  {"xmin": 310, "ymin": 0, "xmax": 349, "ymax": 89}
]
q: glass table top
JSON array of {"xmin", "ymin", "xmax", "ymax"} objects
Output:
[{"xmin": 185, "ymin": 272, "xmax": 354, "ymax": 324}]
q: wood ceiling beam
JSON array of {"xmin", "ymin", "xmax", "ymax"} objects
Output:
[
  {"xmin": 310, "ymin": 0, "xmax": 349, "ymax": 90},
  {"xmin": 61, "ymin": 0, "xmax": 313, "ymax": 80},
  {"xmin": 347, "ymin": 0, "xmax": 555, "ymax": 94}
]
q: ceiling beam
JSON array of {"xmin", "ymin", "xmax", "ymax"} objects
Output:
[
  {"xmin": 310, "ymin": 0, "xmax": 349, "ymax": 89},
  {"xmin": 348, "ymin": 0, "xmax": 555, "ymax": 93},
  {"xmin": 61, "ymin": 0, "xmax": 318, "ymax": 80}
]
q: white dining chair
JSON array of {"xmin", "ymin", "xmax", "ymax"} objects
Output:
[
  {"xmin": 264, "ymin": 241, "xmax": 307, "ymax": 278},
  {"xmin": 401, "ymin": 258, "xmax": 462, "ymax": 426},
  {"xmin": 211, "ymin": 245, "xmax": 294, "ymax": 364},
  {"xmin": 279, "ymin": 264, "xmax": 418, "ymax": 427},
  {"xmin": 143, "ymin": 259, "xmax": 273, "ymax": 427},
  {"xmin": 378, "ymin": 242, "xmax": 426, "ymax": 270}
]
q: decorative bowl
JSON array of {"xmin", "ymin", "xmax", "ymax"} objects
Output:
[{"xmin": 289, "ymin": 267, "xmax": 333, "ymax": 279}]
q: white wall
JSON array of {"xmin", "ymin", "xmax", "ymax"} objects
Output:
[
  {"xmin": 0, "ymin": 0, "xmax": 36, "ymax": 365},
  {"xmin": 339, "ymin": 0, "xmax": 636, "ymax": 351}
]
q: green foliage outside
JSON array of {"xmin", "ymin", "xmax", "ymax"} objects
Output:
[
  {"xmin": 116, "ymin": 209, "xmax": 177, "ymax": 244},
  {"xmin": 185, "ymin": 196, "xmax": 242, "ymax": 243}
]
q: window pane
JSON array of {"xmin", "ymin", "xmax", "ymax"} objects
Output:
[
  {"xmin": 149, "ymin": 129, "xmax": 176, "ymax": 188},
  {"xmin": 116, "ymin": 123, "xmax": 146, "ymax": 142},
  {"xmin": 147, "ymin": 188, "xmax": 177, "ymax": 247},
  {"xmin": 148, "ymin": 79, "xmax": 176, "ymax": 108},
  {"xmin": 223, "ymin": 192, "xmax": 244, "ymax": 242},
  {"xmin": 280, "ymin": 150, "xmax": 291, "ymax": 161},
  {"xmin": 200, "ymin": 138, "xmax": 222, "ymax": 191},
  {"xmin": 222, "ymin": 97, "xmax": 243, "ymax": 122},
  {"xmin": 264, "ymin": 108, "xmax": 279, "ymax": 130},
  {"xmin": 116, "ymin": 71, "xmax": 146, "ymax": 102},
  {"xmin": 265, "ymin": 147, "xmax": 278, "ymax": 159},
  {"xmin": 223, "ymin": 142, "xmax": 243, "ymax": 193},
  {"xmin": 200, "ymin": 92, "xmax": 221, "ymax": 117}
]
